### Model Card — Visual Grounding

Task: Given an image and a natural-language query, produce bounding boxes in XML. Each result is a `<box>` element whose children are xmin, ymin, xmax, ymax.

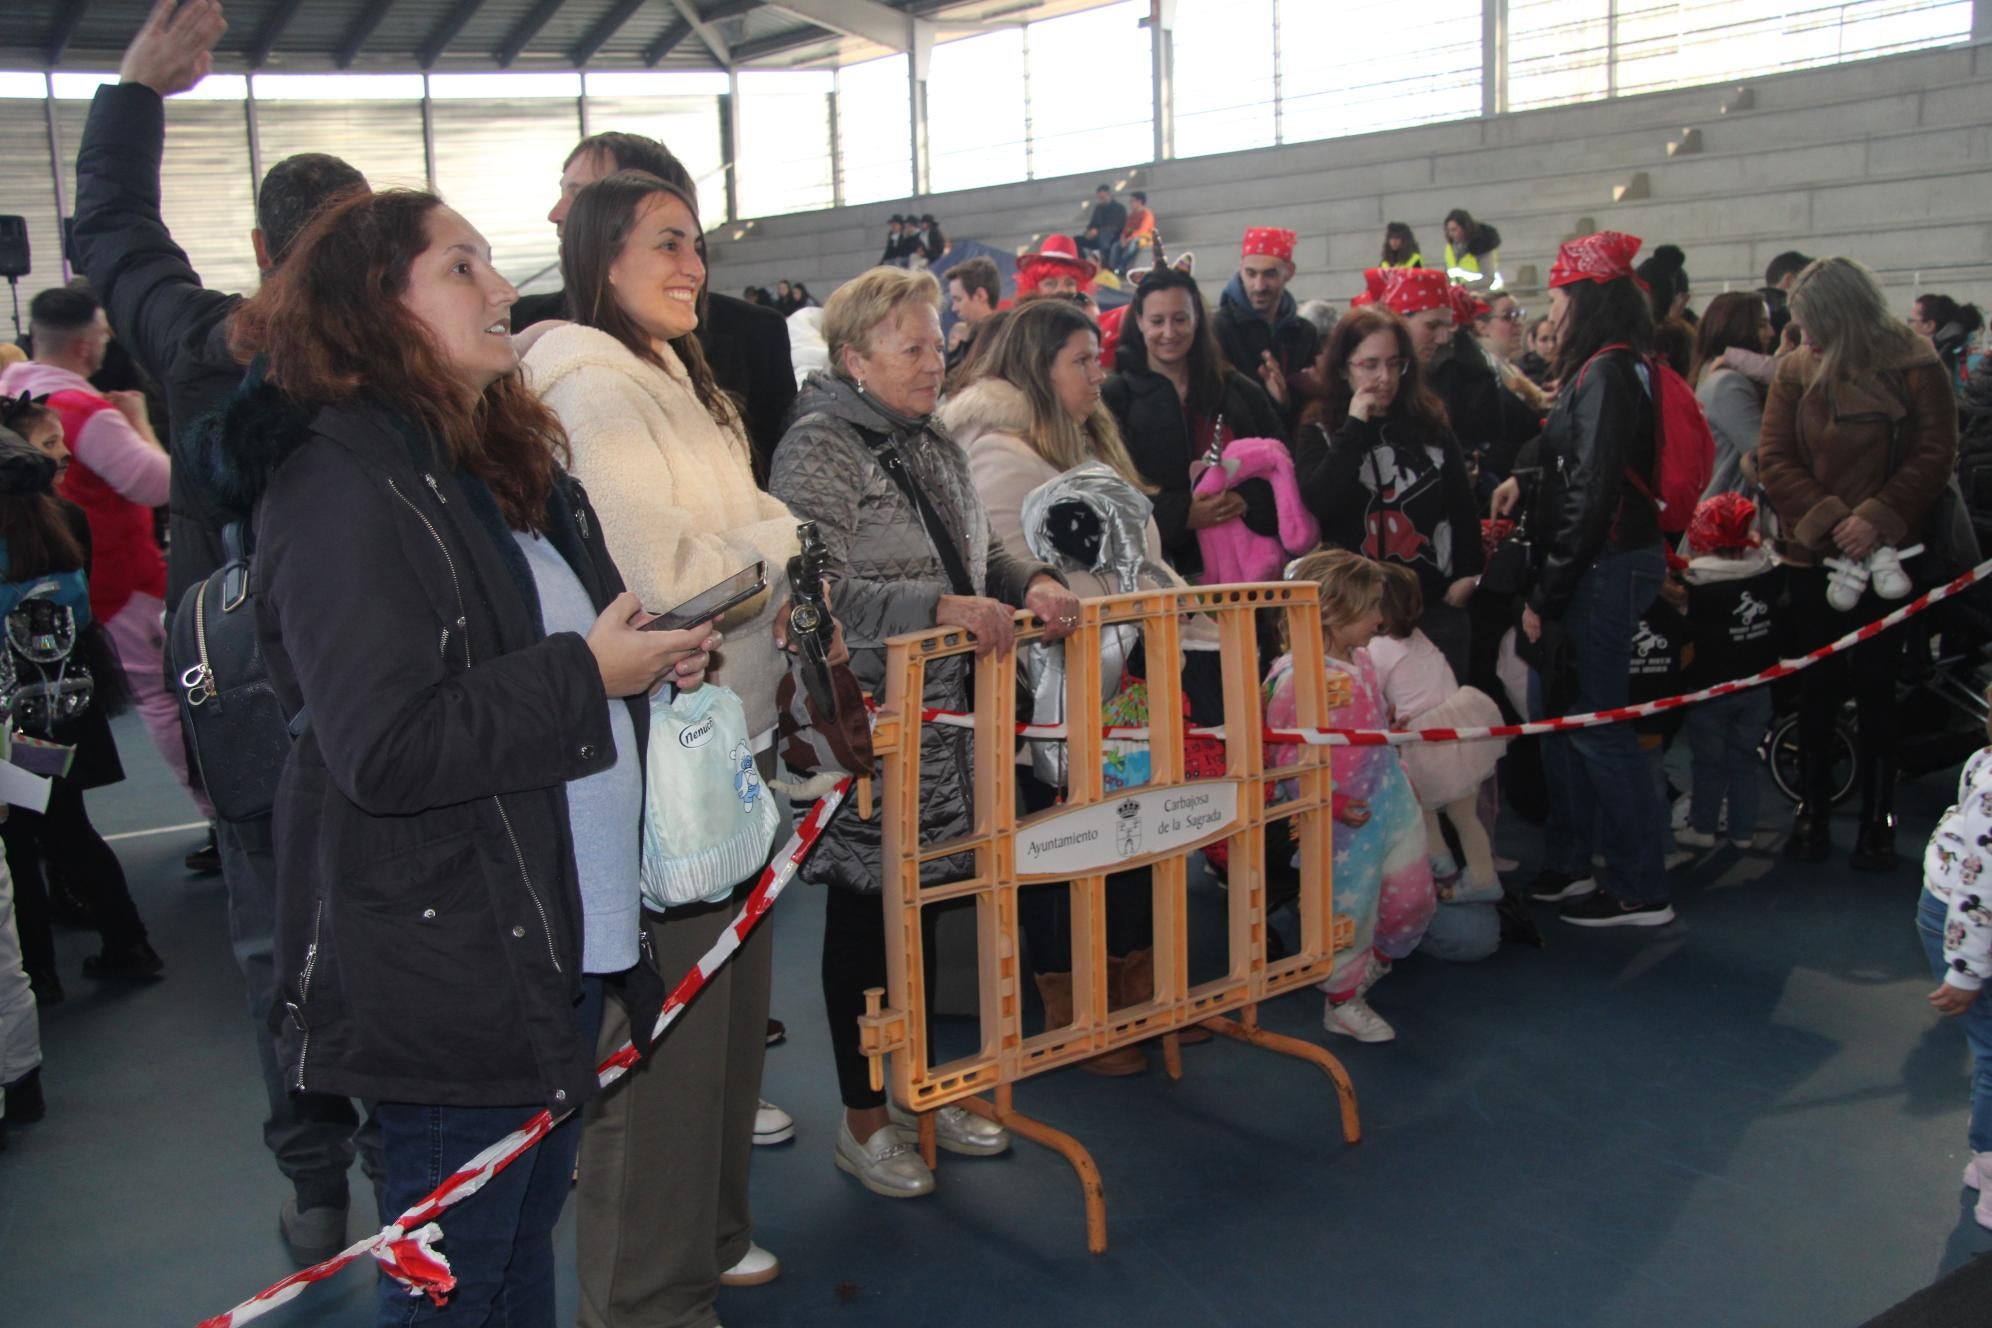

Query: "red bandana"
<box><xmin>1549</xmin><ymin>230</ymin><xmax>1646</xmax><ymax>289</ymax></box>
<box><xmin>1449</xmin><ymin>284</ymin><xmax>1490</xmax><ymax>329</ymax></box>
<box><xmin>1353</xmin><ymin>267</ymin><xmax>1450</xmax><ymax>316</ymax></box>
<box><xmin>1242</xmin><ymin>227</ymin><xmax>1297</xmax><ymax>263</ymax></box>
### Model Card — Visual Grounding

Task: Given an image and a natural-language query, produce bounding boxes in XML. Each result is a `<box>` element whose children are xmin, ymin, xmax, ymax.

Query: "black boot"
<box><xmin>1850</xmin><ymin>753</ymin><xmax>1900</xmax><ymax>872</ymax></box>
<box><xmin>1785</xmin><ymin>744</ymin><xmax>1833</xmax><ymax>862</ymax></box>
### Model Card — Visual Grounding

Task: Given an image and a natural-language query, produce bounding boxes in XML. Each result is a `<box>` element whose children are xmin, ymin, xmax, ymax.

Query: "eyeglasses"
<box><xmin>1348</xmin><ymin>357</ymin><xmax>1409</xmax><ymax>377</ymax></box>
<box><xmin>1496</xmin><ymin>308</ymin><xmax>1526</xmax><ymax>321</ymax></box>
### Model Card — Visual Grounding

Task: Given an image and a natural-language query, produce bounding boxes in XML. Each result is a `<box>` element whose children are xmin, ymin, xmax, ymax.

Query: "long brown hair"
<box><xmin>1300</xmin><ymin>305</ymin><xmax>1450</xmax><ymax>438</ymax></box>
<box><xmin>978</xmin><ymin>298</ymin><xmax>1148</xmax><ymax>487</ymax></box>
<box><xmin>1691</xmin><ymin>291</ymin><xmax>1766</xmax><ymax>384</ymax></box>
<box><xmin>229</xmin><ymin>188</ymin><xmax>564</xmax><ymax>532</ymax></box>
<box><xmin>560</xmin><ymin>170</ymin><xmax>737</xmax><ymax>434</ymax></box>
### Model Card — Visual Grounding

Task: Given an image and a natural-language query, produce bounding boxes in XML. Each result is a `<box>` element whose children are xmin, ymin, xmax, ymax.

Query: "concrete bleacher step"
<box><xmin>707</xmin><ymin>43</ymin><xmax>1992</xmax><ymax>308</ymax></box>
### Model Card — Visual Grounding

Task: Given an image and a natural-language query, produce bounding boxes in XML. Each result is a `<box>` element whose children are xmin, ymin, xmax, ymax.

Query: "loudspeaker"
<box><xmin>0</xmin><ymin>216</ymin><xmax>28</xmax><ymax>280</ymax></box>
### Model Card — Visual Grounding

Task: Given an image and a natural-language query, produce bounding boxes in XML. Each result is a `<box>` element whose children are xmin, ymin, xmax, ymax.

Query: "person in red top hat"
<box><xmin>1216</xmin><ymin>226</ymin><xmax>1317</xmax><ymax>429</ymax></box>
<box><xmin>1016</xmin><ymin>234</ymin><xmax>1098</xmax><ymax>301</ymax></box>
<box><xmin>1493</xmin><ymin>229</ymin><xmax>1671</xmax><ymax>929</ymax></box>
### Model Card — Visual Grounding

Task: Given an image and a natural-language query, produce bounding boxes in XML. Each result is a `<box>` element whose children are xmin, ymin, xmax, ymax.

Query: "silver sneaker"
<box><xmin>834</xmin><ymin>1118</ymin><xmax>935</xmax><ymax>1199</ymax></box>
<box><xmin>888</xmin><ymin>1101</ymin><xmax>1010</xmax><ymax>1156</ymax></box>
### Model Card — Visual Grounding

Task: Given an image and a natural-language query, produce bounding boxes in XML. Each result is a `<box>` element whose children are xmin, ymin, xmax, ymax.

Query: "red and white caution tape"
<box><xmin>909</xmin><ymin>557</ymin><xmax>1992</xmax><ymax>748</ymax></box>
<box><xmin>196</xmin><ymin>779</ymin><xmax>851</xmax><ymax>1328</ymax></box>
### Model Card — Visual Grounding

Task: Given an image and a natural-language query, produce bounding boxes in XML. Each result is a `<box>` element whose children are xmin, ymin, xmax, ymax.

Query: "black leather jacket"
<box><xmin>1525</xmin><ymin>348</ymin><xmax>1660</xmax><ymax>618</ymax></box>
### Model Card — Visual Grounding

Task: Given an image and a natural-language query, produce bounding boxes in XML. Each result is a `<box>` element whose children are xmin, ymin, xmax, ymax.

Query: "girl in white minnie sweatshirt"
<box><xmin>1920</xmin><ymin>719</ymin><xmax>1992</xmax><ymax>1228</ymax></box>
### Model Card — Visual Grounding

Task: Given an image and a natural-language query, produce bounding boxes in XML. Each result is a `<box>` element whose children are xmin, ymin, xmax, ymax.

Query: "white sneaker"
<box><xmin>887</xmin><ymin>1101</ymin><xmax>1010</xmax><ymax>1156</ymax></box>
<box><xmin>1972</xmin><ymin>1152</ymin><xmax>1992</xmax><ymax>1230</ymax></box>
<box><xmin>753</xmin><ymin>1098</ymin><xmax>794</xmax><ymax>1146</ymax></box>
<box><xmin>1675</xmin><ymin>828</ymin><xmax>1718</xmax><ymax>849</ymax></box>
<box><xmin>1869</xmin><ymin>544</ymin><xmax>1919</xmax><ymax>600</ymax></box>
<box><xmin>719</xmin><ymin>1241</ymin><xmax>781</xmax><ymax>1287</ymax></box>
<box><xmin>1322</xmin><ymin>995</ymin><xmax>1396</xmax><ymax>1043</ymax></box>
<box><xmin>1824</xmin><ymin>556</ymin><xmax>1870</xmax><ymax>611</ymax></box>
<box><xmin>834</xmin><ymin>1118</ymin><xmax>934</xmax><ymax>1199</ymax></box>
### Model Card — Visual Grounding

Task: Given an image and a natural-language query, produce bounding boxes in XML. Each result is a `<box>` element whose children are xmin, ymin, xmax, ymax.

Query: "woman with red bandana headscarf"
<box><xmin>1492</xmin><ymin>230</ymin><xmax>1673</xmax><ymax>929</ymax></box>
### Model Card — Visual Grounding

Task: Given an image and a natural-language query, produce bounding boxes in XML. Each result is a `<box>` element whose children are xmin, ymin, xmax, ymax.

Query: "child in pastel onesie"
<box><xmin>1267</xmin><ymin>550</ymin><xmax>1435</xmax><ymax>1044</ymax></box>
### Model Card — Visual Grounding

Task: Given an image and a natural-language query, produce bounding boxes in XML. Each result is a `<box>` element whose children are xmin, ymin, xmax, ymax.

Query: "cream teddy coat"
<box><xmin>526</xmin><ymin>324</ymin><xmax>798</xmax><ymax>740</ymax></box>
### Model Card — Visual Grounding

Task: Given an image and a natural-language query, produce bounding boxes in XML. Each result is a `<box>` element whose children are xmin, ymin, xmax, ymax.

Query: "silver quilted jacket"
<box><xmin>769</xmin><ymin>371</ymin><xmax>1053</xmax><ymax>892</ymax></box>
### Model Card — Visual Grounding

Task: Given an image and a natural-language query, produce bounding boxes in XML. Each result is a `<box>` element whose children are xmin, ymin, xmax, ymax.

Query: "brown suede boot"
<box><xmin>1118</xmin><ymin>947</ymin><xmax>1211</xmax><ymax>1043</ymax></box>
<box><xmin>1033</xmin><ymin>971</ymin><xmax>1073</xmax><ymax>1032</ymax></box>
<box><xmin>1062</xmin><ymin>960</ymin><xmax>1144</xmax><ymax>1076</ymax></box>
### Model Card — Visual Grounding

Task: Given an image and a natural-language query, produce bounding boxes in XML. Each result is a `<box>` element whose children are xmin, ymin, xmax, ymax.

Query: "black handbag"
<box><xmin>169</xmin><ymin>521</ymin><xmax>303</xmax><ymax>822</ymax></box>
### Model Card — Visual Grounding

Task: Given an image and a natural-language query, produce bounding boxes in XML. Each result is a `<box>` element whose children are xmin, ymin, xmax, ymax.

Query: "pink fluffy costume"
<box><xmin>1191</xmin><ymin>437</ymin><xmax>1319</xmax><ymax>584</ymax></box>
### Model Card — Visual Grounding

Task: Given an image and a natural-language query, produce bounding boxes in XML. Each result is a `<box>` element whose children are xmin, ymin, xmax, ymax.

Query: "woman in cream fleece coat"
<box><xmin>527</xmin><ymin>322</ymin><xmax>796</xmax><ymax>740</ymax></box>
<box><xmin>525</xmin><ymin>169</ymin><xmax>796</xmax><ymax>1328</ymax></box>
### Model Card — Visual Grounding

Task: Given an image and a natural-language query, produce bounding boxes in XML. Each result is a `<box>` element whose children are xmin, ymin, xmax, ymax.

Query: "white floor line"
<box><xmin>103</xmin><ymin>820</ymin><xmax>211</xmax><ymax>844</ymax></box>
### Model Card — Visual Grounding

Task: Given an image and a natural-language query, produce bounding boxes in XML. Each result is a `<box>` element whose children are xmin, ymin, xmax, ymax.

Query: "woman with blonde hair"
<box><xmin>1759</xmin><ymin>255</ymin><xmax>1959</xmax><ymax>869</ymax></box>
<box><xmin>769</xmin><ymin>266</ymin><xmax>1080</xmax><ymax>1199</ymax></box>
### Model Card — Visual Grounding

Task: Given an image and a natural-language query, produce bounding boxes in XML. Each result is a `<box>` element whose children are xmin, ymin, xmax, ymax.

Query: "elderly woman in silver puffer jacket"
<box><xmin>768</xmin><ymin>266</ymin><xmax>1079</xmax><ymax>1204</ymax></box>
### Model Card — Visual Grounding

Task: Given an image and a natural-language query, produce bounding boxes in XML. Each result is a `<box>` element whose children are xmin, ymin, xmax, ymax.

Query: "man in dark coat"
<box><xmin>1075</xmin><ymin>184</ymin><xmax>1127</xmax><ymax>266</ymax></box>
<box><xmin>1214</xmin><ymin>227</ymin><xmax>1318</xmax><ymax>432</ymax></box>
<box><xmin>513</xmin><ymin>131</ymin><xmax>797</xmax><ymax>483</ymax></box>
<box><xmin>67</xmin><ymin>0</ymin><xmax>371</xmax><ymax>1267</ymax></box>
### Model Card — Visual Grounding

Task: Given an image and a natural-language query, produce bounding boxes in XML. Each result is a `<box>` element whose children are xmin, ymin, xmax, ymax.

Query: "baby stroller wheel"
<box><xmin>1761</xmin><ymin>711</ymin><xmax>1858</xmax><ymax>807</ymax></box>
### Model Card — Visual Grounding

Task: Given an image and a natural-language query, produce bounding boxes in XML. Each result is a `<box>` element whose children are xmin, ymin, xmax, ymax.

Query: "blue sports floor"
<box><xmin>3</xmin><ymin>712</ymin><xmax>1989</xmax><ymax>1327</ymax></box>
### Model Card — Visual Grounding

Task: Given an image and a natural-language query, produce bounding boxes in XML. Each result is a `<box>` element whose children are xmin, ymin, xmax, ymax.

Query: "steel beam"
<box><xmin>418</xmin><ymin>0</ymin><xmax>489</xmax><ymax>69</ymax></box>
<box><xmin>334</xmin><ymin>0</ymin><xmax>395</xmax><ymax>69</ymax></box>
<box><xmin>495</xmin><ymin>0</ymin><xmax>562</xmax><ymax>67</ymax></box>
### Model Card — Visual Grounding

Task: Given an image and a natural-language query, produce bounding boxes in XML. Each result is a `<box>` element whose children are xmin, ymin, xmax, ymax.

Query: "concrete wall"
<box><xmin>707</xmin><ymin>41</ymin><xmax>1992</xmax><ymax>316</ymax></box>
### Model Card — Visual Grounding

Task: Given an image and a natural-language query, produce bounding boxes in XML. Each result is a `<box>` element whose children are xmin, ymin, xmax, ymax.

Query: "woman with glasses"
<box><xmin>1294</xmin><ymin>304</ymin><xmax>1482</xmax><ymax>679</ymax></box>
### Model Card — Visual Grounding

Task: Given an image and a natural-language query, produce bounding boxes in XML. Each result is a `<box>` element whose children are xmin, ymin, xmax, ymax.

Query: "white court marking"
<box><xmin>103</xmin><ymin>820</ymin><xmax>211</xmax><ymax>843</ymax></box>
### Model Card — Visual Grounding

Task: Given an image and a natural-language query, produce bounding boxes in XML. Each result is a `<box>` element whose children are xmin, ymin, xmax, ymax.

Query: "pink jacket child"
<box><xmin>1190</xmin><ymin>436</ymin><xmax>1319</xmax><ymax>584</ymax></box>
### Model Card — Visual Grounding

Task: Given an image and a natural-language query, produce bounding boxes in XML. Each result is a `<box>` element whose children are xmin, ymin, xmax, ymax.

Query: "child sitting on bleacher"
<box><xmin>1266</xmin><ymin>550</ymin><xmax>1435</xmax><ymax>1044</ymax></box>
<box><xmin>1677</xmin><ymin>494</ymin><xmax>1783</xmax><ymax>850</ymax></box>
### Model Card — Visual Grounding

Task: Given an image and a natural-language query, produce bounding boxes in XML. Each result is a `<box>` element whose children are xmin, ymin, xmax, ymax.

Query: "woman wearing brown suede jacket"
<box><xmin>1757</xmin><ymin>257</ymin><xmax>1958</xmax><ymax>872</ymax></box>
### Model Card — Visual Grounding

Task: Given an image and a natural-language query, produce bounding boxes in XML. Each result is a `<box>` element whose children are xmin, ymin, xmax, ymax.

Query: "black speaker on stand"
<box><xmin>0</xmin><ymin>216</ymin><xmax>29</xmax><ymax>342</ymax></box>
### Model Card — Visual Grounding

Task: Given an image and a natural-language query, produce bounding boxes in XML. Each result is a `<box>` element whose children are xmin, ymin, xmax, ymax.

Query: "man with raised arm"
<box><xmin>70</xmin><ymin>0</ymin><xmax>372</xmax><ymax>1267</ymax></box>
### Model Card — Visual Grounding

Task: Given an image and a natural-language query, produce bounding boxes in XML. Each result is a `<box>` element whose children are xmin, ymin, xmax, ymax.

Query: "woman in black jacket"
<box><xmin>1102</xmin><ymin>267</ymin><xmax>1288</xmax><ymax>579</ymax></box>
<box><xmin>1294</xmin><ymin>305</ymin><xmax>1483</xmax><ymax>676</ymax></box>
<box><xmin>217</xmin><ymin>188</ymin><xmax>711</xmax><ymax>1326</ymax></box>
<box><xmin>1495</xmin><ymin>231</ymin><xmax>1671</xmax><ymax>930</ymax></box>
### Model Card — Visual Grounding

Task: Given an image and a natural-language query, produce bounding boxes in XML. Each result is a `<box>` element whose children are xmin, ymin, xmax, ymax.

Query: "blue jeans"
<box><xmin>372</xmin><ymin>981</ymin><xmax>600</xmax><ymax>1326</ymax></box>
<box><xmin>1684</xmin><ymin>690</ymin><xmax>1773</xmax><ymax>841</ymax></box>
<box><xmin>1531</xmin><ymin>545</ymin><xmax>1670</xmax><ymax>904</ymax></box>
<box><xmin>1918</xmin><ymin>888</ymin><xmax>1992</xmax><ymax>1153</ymax></box>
